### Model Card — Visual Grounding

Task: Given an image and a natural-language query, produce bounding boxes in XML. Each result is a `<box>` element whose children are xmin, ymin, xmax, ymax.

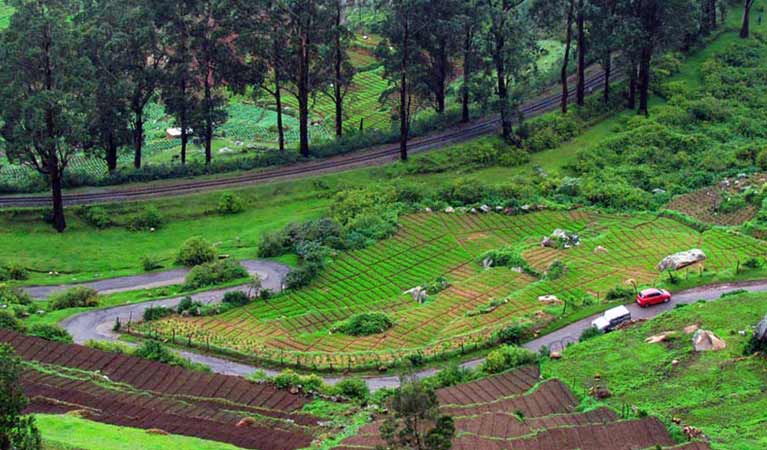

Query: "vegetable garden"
<box><xmin>133</xmin><ymin>209</ymin><xmax>767</xmax><ymax>371</ymax></box>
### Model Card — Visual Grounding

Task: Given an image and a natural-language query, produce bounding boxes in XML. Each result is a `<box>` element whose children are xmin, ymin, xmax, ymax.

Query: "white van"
<box><xmin>592</xmin><ymin>305</ymin><xmax>632</xmax><ymax>332</ymax></box>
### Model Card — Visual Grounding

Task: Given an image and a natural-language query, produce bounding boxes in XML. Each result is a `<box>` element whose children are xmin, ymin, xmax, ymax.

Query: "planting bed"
<box><xmin>135</xmin><ymin>209</ymin><xmax>767</xmax><ymax>370</ymax></box>
<box><xmin>666</xmin><ymin>173</ymin><xmax>767</xmax><ymax>226</ymax></box>
<box><xmin>0</xmin><ymin>330</ymin><xmax>322</xmax><ymax>450</ymax></box>
<box><xmin>332</xmin><ymin>365</ymin><xmax>704</xmax><ymax>450</ymax></box>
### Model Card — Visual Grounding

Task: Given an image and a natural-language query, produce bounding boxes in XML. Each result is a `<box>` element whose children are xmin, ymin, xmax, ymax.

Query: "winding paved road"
<box><xmin>53</xmin><ymin>264</ymin><xmax>767</xmax><ymax>391</ymax></box>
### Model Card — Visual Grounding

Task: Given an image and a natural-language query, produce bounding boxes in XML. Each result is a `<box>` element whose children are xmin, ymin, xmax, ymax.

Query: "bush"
<box><xmin>580</xmin><ymin>326</ymin><xmax>604</xmax><ymax>342</ymax></box>
<box><xmin>217</xmin><ymin>192</ymin><xmax>245</xmax><ymax>215</ymax></box>
<box><xmin>176</xmin><ymin>237</ymin><xmax>217</xmax><ymax>267</ymax></box>
<box><xmin>222</xmin><ymin>291</ymin><xmax>250</xmax><ymax>307</ymax></box>
<box><xmin>481</xmin><ymin>345</ymin><xmax>537</xmax><ymax>374</ymax></box>
<box><xmin>183</xmin><ymin>260</ymin><xmax>248</xmax><ymax>290</ymax></box>
<box><xmin>332</xmin><ymin>312</ymin><xmax>393</xmax><ymax>336</ymax></box>
<box><xmin>48</xmin><ymin>287</ymin><xmax>99</xmax><ymax>310</ymax></box>
<box><xmin>0</xmin><ymin>286</ymin><xmax>32</xmax><ymax>306</ymax></box>
<box><xmin>0</xmin><ymin>311</ymin><xmax>24</xmax><ymax>332</ymax></box>
<box><xmin>77</xmin><ymin>206</ymin><xmax>113</xmax><ymax>229</ymax></box>
<box><xmin>140</xmin><ymin>255</ymin><xmax>163</xmax><ymax>272</ymax></box>
<box><xmin>479</xmin><ymin>247</ymin><xmax>539</xmax><ymax>277</ymax></box>
<box><xmin>143</xmin><ymin>305</ymin><xmax>174</xmax><ymax>321</ymax></box>
<box><xmin>127</xmin><ymin>206</ymin><xmax>164</xmax><ymax>232</ymax></box>
<box><xmin>333</xmin><ymin>378</ymin><xmax>370</xmax><ymax>403</ymax></box>
<box><xmin>494</xmin><ymin>325</ymin><xmax>528</xmax><ymax>345</ymax></box>
<box><xmin>28</xmin><ymin>325</ymin><xmax>73</xmax><ymax>343</ymax></box>
<box><xmin>176</xmin><ymin>297</ymin><xmax>204</xmax><ymax>316</ymax></box>
<box><xmin>273</xmin><ymin>370</ymin><xmax>324</xmax><ymax>393</ymax></box>
<box><xmin>545</xmin><ymin>260</ymin><xmax>567</xmax><ymax>281</ymax></box>
<box><xmin>606</xmin><ymin>287</ymin><xmax>635</xmax><ymax>301</ymax></box>
<box><xmin>285</xmin><ymin>263</ymin><xmax>322</xmax><ymax>289</ymax></box>
<box><xmin>0</xmin><ymin>262</ymin><xmax>28</xmax><ymax>281</ymax></box>
<box><xmin>133</xmin><ymin>340</ymin><xmax>209</xmax><ymax>371</ymax></box>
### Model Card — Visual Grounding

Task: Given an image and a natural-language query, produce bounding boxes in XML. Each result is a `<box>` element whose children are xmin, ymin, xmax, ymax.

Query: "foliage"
<box><xmin>606</xmin><ymin>286</ymin><xmax>635</xmax><ymax>301</ymax></box>
<box><xmin>545</xmin><ymin>260</ymin><xmax>567</xmax><ymax>281</ymax></box>
<box><xmin>579</xmin><ymin>326</ymin><xmax>604</xmax><ymax>342</ymax></box>
<box><xmin>133</xmin><ymin>340</ymin><xmax>210</xmax><ymax>372</ymax></box>
<box><xmin>27</xmin><ymin>325</ymin><xmax>73</xmax><ymax>344</ymax></box>
<box><xmin>48</xmin><ymin>287</ymin><xmax>99</xmax><ymax>310</ymax></box>
<box><xmin>0</xmin><ymin>344</ymin><xmax>42</xmax><ymax>450</ymax></box>
<box><xmin>140</xmin><ymin>255</ymin><xmax>163</xmax><ymax>272</ymax></box>
<box><xmin>183</xmin><ymin>260</ymin><xmax>248</xmax><ymax>290</ymax></box>
<box><xmin>273</xmin><ymin>369</ymin><xmax>324</xmax><ymax>393</ymax></box>
<box><xmin>481</xmin><ymin>345</ymin><xmax>538</xmax><ymax>374</ymax></box>
<box><xmin>0</xmin><ymin>262</ymin><xmax>28</xmax><ymax>281</ymax></box>
<box><xmin>379</xmin><ymin>377</ymin><xmax>455</xmax><ymax>450</ymax></box>
<box><xmin>127</xmin><ymin>207</ymin><xmax>164</xmax><ymax>232</ymax></box>
<box><xmin>0</xmin><ymin>286</ymin><xmax>32</xmax><ymax>306</ymax></box>
<box><xmin>217</xmin><ymin>192</ymin><xmax>245</xmax><ymax>215</ymax></box>
<box><xmin>331</xmin><ymin>312</ymin><xmax>393</xmax><ymax>336</ymax></box>
<box><xmin>0</xmin><ymin>311</ymin><xmax>24</xmax><ymax>332</ymax></box>
<box><xmin>222</xmin><ymin>291</ymin><xmax>250</xmax><ymax>307</ymax></box>
<box><xmin>176</xmin><ymin>237</ymin><xmax>217</xmax><ymax>267</ymax></box>
<box><xmin>143</xmin><ymin>306</ymin><xmax>174</xmax><ymax>322</ymax></box>
<box><xmin>332</xmin><ymin>378</ymin><xmax>370</xmax><ymax>404</ymax></box>
<box><xmin>479</xmin><ymin>247</ymin><xmax>539</xmax><ymax>277</ymax></box>
<box><xmin>76</xmin><ymin>206</ymin><xmax>113</xmax><ymax>229</ymax></box>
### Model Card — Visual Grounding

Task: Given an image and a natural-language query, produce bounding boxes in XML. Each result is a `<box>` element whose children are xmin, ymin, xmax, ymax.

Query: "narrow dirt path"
<box><xmin>58</xmin><ymin>273</ymin><xmax>767</xmax><ymax>391</ymax></box>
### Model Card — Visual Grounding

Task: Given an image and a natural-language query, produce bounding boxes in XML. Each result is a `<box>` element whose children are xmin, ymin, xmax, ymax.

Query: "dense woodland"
<box><xmin>0</xmin><ymin>0</ymin><xmax>758</xmax><ymax>231</ymax></box>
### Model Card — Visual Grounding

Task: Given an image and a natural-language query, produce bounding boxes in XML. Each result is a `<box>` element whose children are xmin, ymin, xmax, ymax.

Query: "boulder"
<box><xmin>538</xmin><ymin>295</ymin><xmax>563</xmax><ymax>305</ymax></box>
<box><xmin>480</xmin><ymin>205</ymin><xmax>492</xmax><ymax>213</ymax></box>
<box><xmin>683</xmin><ymin>324</ymin><xmax>700</xmax><ymax>335</ymax></box>
<box><xmin>755</xmin><ymin>314</ymin><xmax>767</xmax><ymax>342</ymax></box>
<box><xmin>692</xmin><ymin>329</ymin><xmax>726</xmax><ymax>352</ymax></box>
<box><xmin>657</xmin><ymin>249</ymin><xmax>707</xmax><ymax>272</ymax></box>
<box><xmin>593</xmin><ymin>246</ymin><xmax>608</xmax><ymax>254</ymax></box>
<box><xmin>542</xmin><ymin>229</ymin><xmax>580</xmax><ymax>249</ymax></box>
<box><xmin>482</xmin><ymin>258</ymin><xmax>494</xmax><ymax>270</ymax></box>
<box><xmin>445</xmin><ymin>207</ymin><xmax>455</xmax><ymax>213</ymax></box>
<box><xmin>404</xmin><ymin>286</ymin><xmax>428</xmax><ymax>303</ymax></box>
<box><xmin>549</xmin><ymin>351</ymin><xmax>562</xmax><ymax>360</ymax></box>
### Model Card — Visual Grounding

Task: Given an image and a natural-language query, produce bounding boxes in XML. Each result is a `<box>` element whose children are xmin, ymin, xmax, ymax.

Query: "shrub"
<box><xmin>481</xmin><ymin>345</ymin><xmax>537</xmax><ymax>374</ymax></box>
<box><xmin>332</xmin><ymin>312</ymin><xmax>393</xmax><ymax>336</ymax></box>
<box><xmin>176</xmin><ymin>237</ymin><xmax>216</xmax><ymax>267</ymax></box>
<box><xmin>140</xmin><ymin>255</ymin><xmax>163</xmax><ymax>272</ymax></box>
<box><xmin>0</xmin><ymin>262</ymin><xmax>28</xmax><ymax>281</ymax></box>
<box><xmin>0</xmin><ymin>286</ymin><xmax>32</xmax><ymax>306</ymax></box>
<box><xmin>222</xmin><ymin>291</ymin><xmax>250</xmax><ymax>307</ymax></box>
<box><xmin>48</xmin><ymin>287</ymin><xmax>99</xmax><ymax>310</ymax></box>
<box><xmin>545</xmin><ymin>260</ymin><xmax>567</xmax><ymax>281</ymax></box>
<box><xmin>133</xmin><ymin>340</ymin><xmax>209</xmax><ymax>371</ymax></box>
<box><xmin>143</xmin><ymin>305</ymin><xmax>174</xmax><ymax>321</ymax></box>
<box><xmin>28</xmin><ymin>325</ymin><xmax>73</xmax><ymax>343</ymax></box>
<box><xmin>77</xmin><ymin>206</ymin><xmax>113</xmax><ymax>228</ymax></box>
<box><xmin>606</xmin><ymin>287</ymin><xmax>635</xmax><ymax>301</ymax></box>
<box><xmin>478</xmin><ymin>247</ymin><xmax>539</xmax><ymax>277</ymax></box>
<box><xmin>0</xmin><ymin>311</ymin><xmax>24</xmax><ymax>332</ymax></box>
<box><xmin>494</xmin><ymin>325</ymin><xmax>528</xmax><ymax>345</ymax></box>
<box><xmin>273</xmin><ymin>370</ymin><xmax>324</xmax><ymax>393</ymax></box>
<box><xmin>580</xmin><ymin>326</ymin><xmax>604</xmax><ymax>342</ymax></box>
<box><xmin>285</xmin><ymin>263</ymin><xmax>322</xmax><ymax>289</ymax></box>
<box><xmin>334</xmin><ymin>378</ymin><xmax>370</xmax><ymax>403</ymax></box>
<box><xmin>176</xmin><ymin>297</ymin><xmax>204</xmax><ymax>316</ymax></box>
<box><xmin>743</xmin><ymin>257</ymin><xmax>764</xmax><ymax>270</ymax></box>
<box><xmin>183</xmin><ymin>260</ymin><xmax>248</xmax><ymax>290</ymax></box>
<box><xmin>127</xmin><ymin>206</ymin><xmax>164</xmax><ymax>232</ymax></box>
<box><xmin>757</xmin><ymin>148</ymin><xmax>767</xmax><ymax>171</ymax></box>
<box><xmin>217</xmin><ymin>192</ymin><xmax>245</xmax><ymax>215</ymax></box>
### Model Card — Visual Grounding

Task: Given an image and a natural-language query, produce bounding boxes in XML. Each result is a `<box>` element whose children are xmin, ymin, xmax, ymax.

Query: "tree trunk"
<box><xmin>274</xmin><ymin>76</ymin><xmax>285</xmax><ymax>152</ymax></box>
<box><xmin>638</xmin><ymin>47</ymin><xmax>652</xmax><ymax>116</ymax></box>
<box><xmin>461</xmin><ymin>24</ymin><xmax>472</xmax><ymax>123</ymax></box>
<box><xmin>436</xmin><ymin>40</ymin><xmax>447</xmax><ymax>114</ymax></box>
<box><xmin>627</xmin><ymin>62</ymin><xmax>637</xmax><ymax>110</ymax></box>
<box><xmin>204</xmin><ymin>77</ymin><xmax>212</xmax><ymax>165</ymax></box>
<box><xmin>49</xmin><ymin>159</ymin><xmax>66</xmax><ymax>233</ymax></box>
<box><xmin>561</xmin><ymin>0</ymin><xmax>575</xmax><ymax>113</ymax></box>
<box><xmin>133</xmin><ymin>109</ymin><xmax>143</xmax><ymax>169</ymax></box>
<box><xmin>334</xmin><ymin>2</ymin><xmax>344</xmax><ymax>138</ymax></box>
<box><xmin>106</xmin><ymin>133</ymin><xmax>118</xmax><ymax>173</ymax></box>
<box><xmin>741</xmin><ymin>0</ymin><xmax>754</xmax><ymax>38</ymax></box>
<box><xmin>181</xmin><ymin>127</ymin><xmax>188</xmax><ymax>165</ymax></box>
<box><xmin>298</xmin><ymin>32</ymin><xmax>310</xmax><ymax>158</ymax></box>
<box><xmin>603</xmin><ymin>54</ymin><xmax>611</xmax><ymax>103</ymax></box>
<box><xmin>576</xmin><ymin>0</ymin><xmax>586</xmax><ymax>107</ymax></box>
<box><xmin>399</xmin><ymin>17</ymin><xmax>409</xmax><ymax>161</ymax></box>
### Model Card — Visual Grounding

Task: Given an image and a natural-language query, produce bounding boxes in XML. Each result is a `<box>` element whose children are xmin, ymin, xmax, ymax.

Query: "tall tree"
<box><xmin>575</xmin><ymin>0</ymin><xmax>587</xmax><ymax>106</ymax></box>
<box><xmin>457</xmin><ymin>0</ymin><xmax>486</xmax><ymax>122</ymax></box>
<box><xmin>188</xmin><ymin>0</ymin><xmax>235</xmax><ymax>165</ymax></box>
<box><xmin>590</xmin><ymin>0</ymin><xmax>619</xmax><ymax>103</ymax></box>
<box><xmin>377</xmin><ymin>0</ymin><xmax>426</xmax><ymax>161</ymax></box>
<box><xmin>530</xmin><ymin>0</ymin><xmax>576</xmax><ymax>112</ymax></box>
<box><xmin>79</xmin><ymin>0</ymin><xmax>134</xmax><ymax>173</ymax></box>
<box><xmin>414</xmin><ymin>0</ymin><xmax>461</xmax><ymax>114</ymax></box>
<box><xmin>0</xmin><ymin>0</ymin><xmax>94</xmax><ymax>232</ymax></box>
<box><xmin>741</xmin><ymin>0</ymin><xmax>758</xmax><ymax>38</ymax></box>
<box><xmin>0</xmin><ymin>344</ymin><xmax>42</xmax><ymax>450</ymax></box>
<box><xmin>379</xmin><ymin>377</ymin><xmax>455</xmax><ymax>450</ymax></box>
<box><xmin>281</xmin><ymin>0</ymin><xmax>333</xmax><ymax>158</ymax></box>
<box><xmin>157</xmin><ymin>0</ymin><xmax>198</xmax><ymax>165</ymax></box>
<box><xmin>323</xmin><ymin>0</ymin><xmax>356</xmax><ymax>138</ymax></box>
<box><xmin>482</xmin><ymin>0</ymin><xmax>538</xmax><ymax>143</ymax></box>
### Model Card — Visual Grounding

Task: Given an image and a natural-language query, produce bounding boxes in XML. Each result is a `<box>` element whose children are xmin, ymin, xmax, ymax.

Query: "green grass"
<box><xmin>542</xmin><ymin>291</ymin><xmax>767</xmax><ymax>450</ymax></box>
<box><xmin>35</xmin><ymin>414</ymin><xmax>241</xmax><ymax>450</ymax></box>
<box><xmin>135</xmin><ymin>209</ymin><xmax>767</xmax><ymax>371</ymax></box>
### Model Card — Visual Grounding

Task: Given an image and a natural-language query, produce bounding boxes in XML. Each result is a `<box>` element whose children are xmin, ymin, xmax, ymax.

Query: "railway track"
<box><xmin>0</xmin><ymin>70</ymin><xmax>613</xmax><ymax>208</ymax></box>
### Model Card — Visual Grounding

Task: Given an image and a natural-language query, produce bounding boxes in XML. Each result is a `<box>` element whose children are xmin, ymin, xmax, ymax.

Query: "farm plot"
<box><xmin>135</xmin><ymin>209</ymin><xmax>767</xmax><ymax>370</ymax></box>
<box><xmin>0</xmin><ymin>330</ymin><xmax>322</xmax><ymax>450</ymax></box>
<box><xmin>666</xmin><ymin>173</ymin><xmax>767</xmax><ymax>226</ymax></box>
<box><xmin>332</xmin><ymin>365</ymin><xmax>699</xmax><ymax>450</ymax></box>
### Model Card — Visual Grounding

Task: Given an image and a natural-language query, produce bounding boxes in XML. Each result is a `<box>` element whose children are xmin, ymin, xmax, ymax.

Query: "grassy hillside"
<box><xmin>542</xmin><ymin>291</ymin><xmax>767</xmax><ymax>450</ymax></box>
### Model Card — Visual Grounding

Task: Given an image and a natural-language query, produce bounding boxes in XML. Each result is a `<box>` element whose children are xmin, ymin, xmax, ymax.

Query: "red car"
<box><xmin>636</xmin><ymin>288</ymin><xmax>672</xmax><ymax>307</ymax></box>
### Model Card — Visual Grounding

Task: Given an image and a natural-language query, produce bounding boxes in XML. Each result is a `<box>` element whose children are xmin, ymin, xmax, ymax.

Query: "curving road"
<box><xmin>56</xmin><ymin>265</ymin><xmax>767</xmax><ymax>391</ymax></box>
<box><xmin>0</xmin><ymin>67</ymin><xmax>613</xmax><ymax>208</ymax></box>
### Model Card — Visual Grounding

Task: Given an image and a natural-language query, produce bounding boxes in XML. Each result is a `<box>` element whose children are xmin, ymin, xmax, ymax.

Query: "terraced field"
<box><xmin>666</xmin><ymin>174</ymin><xmax>766</xmax><ymax>226</ymax></box>
<box><xmin>333</xmin><ymin>365</ymin><xmax>708</xmax><ymax>450</ymax></box>
<box><xmin>135</xmin><ymin>209</ymin><xmax>767</xmax><ymax>370</ymax></box>
<box><xmin>0</xmin><ymin>330</ymin><xmax>322</xmax><ymax>450</ymax></box>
